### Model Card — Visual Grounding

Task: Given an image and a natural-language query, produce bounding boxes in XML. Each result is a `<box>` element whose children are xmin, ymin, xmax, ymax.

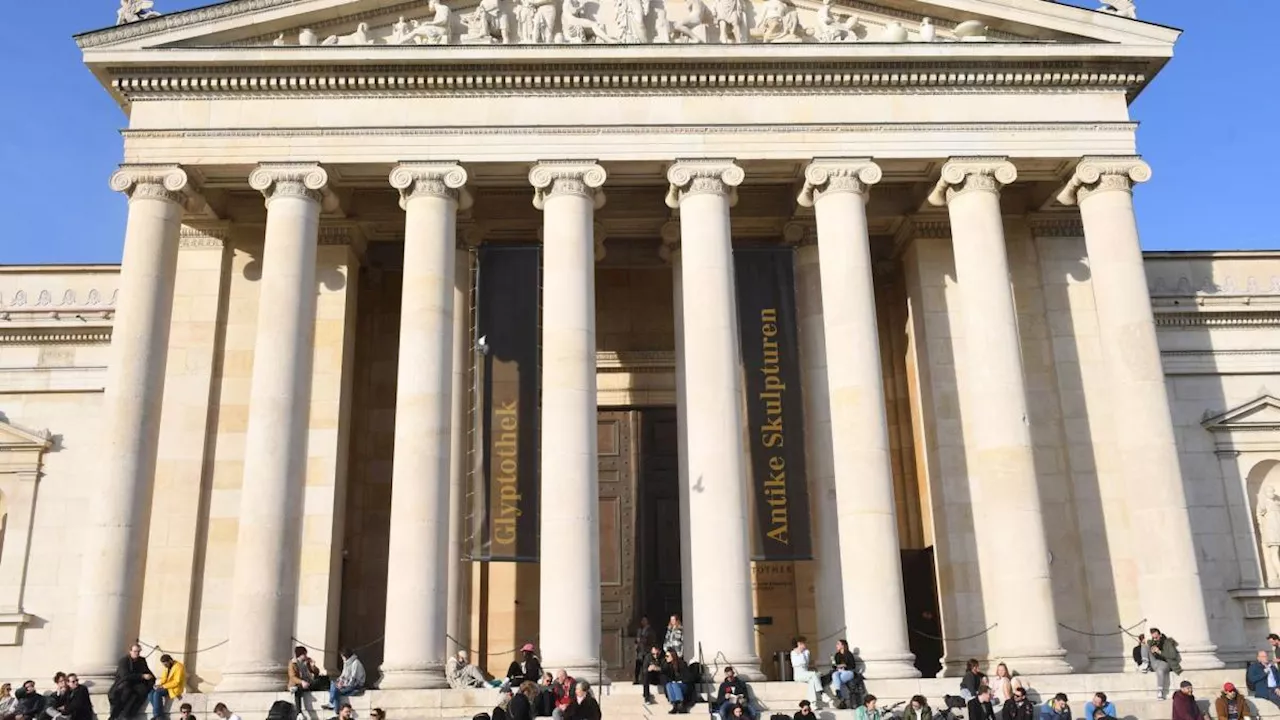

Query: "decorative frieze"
<box><xmin>1028</xmin><ymin>215</ymin><xmax>1085</xmax><ymax>238</ymax></box>
<box><xmin>927</xmin><ymin>157</ymin><xmax>1017</xmax><ymax>206</ymax></box>
<box><xmin>179</xmin><ymin>224</ymin><xmax>231</xmax><ymax>249</ymax></box>
<box><xmin>1057</xmin><ymin>155</ymin><xmax>1152</xmax><ymax>205</ymax></box>
<box><xmin>665</xmin><ymin>159</ymin><xmax>744</xmax><ymax>207</ymax></box>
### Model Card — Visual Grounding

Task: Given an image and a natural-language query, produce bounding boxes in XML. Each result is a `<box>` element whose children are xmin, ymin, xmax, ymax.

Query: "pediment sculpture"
<box><xmin>272</xmin><ymin>0</ymin><xmax>999</xmax><ymax>46</ymax></box>
<box><xmin>116</xmin><ymin>0</ymin><xmax>161</xmax><ymax>25</ymax></box>
<box><xmin>1099</xmin><ymin>0</ymin><xmax>1137</xmax><ymax>20</ymax></box>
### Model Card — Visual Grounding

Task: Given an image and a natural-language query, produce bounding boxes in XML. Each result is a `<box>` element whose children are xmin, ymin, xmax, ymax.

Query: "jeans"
<box><xmin>148</xmin><ymin>689</ymin><xmax>169</xmax><ymax>719</ymax></box>
<box><xmin>329</xmin><ymin>683</ymin><xmax>362</xmax><ymax>709</ymax></box>
<box><xmin>666</xmin><ymin>682</ymin><xmax>685</xmax><ymax>704</ymax></box>
<box><xmin>643</xmin><ymin>670</ymin><xmax>661</xmax><ymax>700</ymax></box>
<box><xmin>831</xmin><ymin>669</ymin><xmax>855</xmax><ymax>702</ymax></box>
<box><xmin>1254</xmin><ymin>690</ymin><xmax>1280</xmax><ymax>710</ymax></box>
<box><xmin>1152</xmin><ymin>658</ymin><xmax>1171</xmax><ymax>698</ymax></box>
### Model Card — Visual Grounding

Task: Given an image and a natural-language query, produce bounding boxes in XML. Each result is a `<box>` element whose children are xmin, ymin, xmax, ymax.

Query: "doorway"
<box><xmin>596</xmin><ymin>407</ymin><xmax>683</xmax><ymax>680</ymax></box>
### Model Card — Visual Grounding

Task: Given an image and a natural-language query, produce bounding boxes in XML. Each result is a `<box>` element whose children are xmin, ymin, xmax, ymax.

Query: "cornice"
<box><xmin>1153</xmin><ymin>312</ymin><xmax>1280</xmax><ymax>329</ymax></box>
<box><xmin>121</xmin><ymin>121</ymin><xmax>1137</xmax><ymax>140</ymax></box>
<box><xmin>0</xmin><ymin>328</ymin><xmax>113</xmax><ymax>345</ymax></box>
<box><xmin>107</xmin><ymin>61</ymin><xmax>1148</xmax><ymax>100</ymax></box>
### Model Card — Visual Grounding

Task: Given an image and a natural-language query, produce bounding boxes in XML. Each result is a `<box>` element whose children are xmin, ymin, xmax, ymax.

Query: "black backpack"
<box><xmin>266</xmin><ymin>701</ymin><xmax>296</xmax><ymax>720</ymax></box>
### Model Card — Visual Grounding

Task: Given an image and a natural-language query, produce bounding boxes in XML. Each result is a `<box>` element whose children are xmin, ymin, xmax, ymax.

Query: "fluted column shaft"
<box><xmin>789</xmin><ymin>227</ymin><xmax>843</xmax><ymax>655</ymax></box>
<box><xmin>666</xmin><ymin>160</ymin><xmax>761</xmax><ymax>679</ymax></box>
<box><xmin>446</xmin><ymin>229</ymin><xmax>474</xmax><ymax>657</ymax></box>
<box><xmin>379</xmin><ymin>164</ymin><xmax>472</xmax><ymax>688</ymax></box>
<box><xmin>928</xmin><ymin>158</ymin><xmax>1069</xmax><ymax>673</ymax></box>
<box><xmin>221</xmin><ymin>164</ymin><xmax>331</xmax><ymax>691</ymax></box>
<box><xmin>74</xmin><ymin>166</ymin><xmax>198</xmax><ymax>680</ymax></box>
<box><xmin>799</xmin><ymin>160</ymin><xmax>919</xmax><ymax>678</ymax></box>
<box><xmin>1059</xmin><ymin>157</ymin><xmax>1222</xmax><ymax>668</ymax></box>
<box><xmin>531</xmin><ymin>161</ymin><xmax>607</xmax><ymax>681</ymax></box>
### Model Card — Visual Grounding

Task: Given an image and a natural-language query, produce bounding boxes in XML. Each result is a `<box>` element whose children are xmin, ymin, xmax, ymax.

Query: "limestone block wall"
<box><xmin>0</xmin><ymin>267</ymin><xmax>117</xmax><ymax>677</ymax></box>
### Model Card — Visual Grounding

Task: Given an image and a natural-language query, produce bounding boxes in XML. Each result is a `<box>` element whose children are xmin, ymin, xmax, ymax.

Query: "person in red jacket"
<box><xmin>1172</xmin><ymin>681</ymin><xmax>1210</xmax><ymax>720</ymax></box>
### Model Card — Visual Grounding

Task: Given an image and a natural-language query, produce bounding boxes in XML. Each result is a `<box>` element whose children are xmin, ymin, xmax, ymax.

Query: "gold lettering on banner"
<box><xmin>759</xmin><ymin>307</ymin><xmax>789</xmax><ymax>546</ymax></box>
<box><xmin>492</xmin><ymin>397</ymin><xmax>521</xmax><ymax>552</ymax></box>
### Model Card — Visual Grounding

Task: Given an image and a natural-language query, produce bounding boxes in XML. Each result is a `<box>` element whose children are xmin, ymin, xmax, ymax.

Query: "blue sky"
<box><xmin>0</xmin><ymin>0</ymin><xmax>1274</xmax><ymax>265</ymax></box>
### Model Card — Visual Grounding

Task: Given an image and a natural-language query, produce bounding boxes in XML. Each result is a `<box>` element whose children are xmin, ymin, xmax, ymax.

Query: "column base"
<box><xmin>546</xmin><ymin>660</ymin><xmax>612</xmax><ymax>686</ymax></box>
<box><xmin>76</xmin><ymin>664</ymin><xmax>119</xmax><ymax>690</ymax></box>
<box><xmin>379</xmin><ymin>663</ymin><xmax>449</xmax><ymax>690</ymax></box>
<box><xmin>218</xmin><ymin>662</ymin><xmax>289</xmax><ymax>692</ymax></box>
<box><xmin>862</xmin><ymin>653</ymin><xmax>922</xmax><ymax>680</ymax></box>
<box><xmin>995</xmin><ymin>649</ymin><xmax>1073</xmax><ymax>676</ymax></box>
<box><xmin>1178</xmin><ymin>644</ymin><xmax>1226</xmax><ymax>670</ymax></box>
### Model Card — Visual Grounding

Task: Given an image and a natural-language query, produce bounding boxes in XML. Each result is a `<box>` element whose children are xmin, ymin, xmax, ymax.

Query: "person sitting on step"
<box><xmin>642</xmin><ymin>646</ymin><xmax>663</xmax><ymax>705</ymax></box>
<box><xmin>829</xmin><ymin>640</ymin><xmax>860</xmax><ymax>709</ymax></box>
<box><xmin>448</xmin><ymin>651</ymin><xmax>494</xmax><ymax>689</ymax></box>
<box><xmin>714</xmin><ymin>667</ymin><xmax>753</xmax><ymax>720</ymax></box>
<box><xmin>790</xmin><ymin>638</ymin><xmax>822</xmax><ymax>706</ymax></box>
<box><xmin>661</xmin><ymin>650</ymin><xmax>690</xmax><ymax>715</ymax></box>
<box><xmin>323</xmin><ymin>648</ymin><xmax>365</xmax><ymax>711</ymax></box>
<box><xmin>503</xmin><ymin>645</ymin><xmax>542</xmax><ymax>691</ymax></box>
<box><xmin>549</xmin><ymin>670</ymin><xmax>576</xmax><ymax>720</ymax></box>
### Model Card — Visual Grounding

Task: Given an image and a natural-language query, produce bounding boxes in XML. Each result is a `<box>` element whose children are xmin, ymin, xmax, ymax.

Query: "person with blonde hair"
<box><xmin>991</xmin><ymin>663</ymin><xmax>1024</xmax><ymax>705</ymax></box>
<box><xmin>1</xmin><ymin>683</ymin><xmax>17</xmax><ymax>720</ymax></box>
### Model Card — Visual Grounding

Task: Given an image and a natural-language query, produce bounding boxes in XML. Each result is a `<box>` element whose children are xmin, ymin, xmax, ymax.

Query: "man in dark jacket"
<box><xmin>715</xmin><ymin>667</ymin><xmax>753</xmax><ymax>720</ymax></box>
<box><xmin>509</xmin><ymin>682</ymin><xmax>537</xmax><ymax>720</ymax></box>
<box><xmin>1002</xmin><ymin>688</ymin><xmax>1036</xmax><ymax>720</ymax></box>
<box><xmin>45</xmin><ymin>674</ymin><xmax>70</xmax><ymax>720</ymax></box>
<box><xmin>1150</xmin><ymin>628</ymin><xmax>1182</xmax><ymax>701</ymax></box>
<box><xmin>1247</xmin><ymin>650</ymin><xmax>1280</xmax><ymax>709</ymax></box>
<box><xmin>967</xmin><ymin>688</ymin><xmax>996</xmax><ymax>720</ymax></box>
<box><xmin>107</xmin><ymin>644</ymin><xmax>154</xmax><ymax>720</ymax></box>
<box><xmin>13</xmin><ymin>680</ymin><xmax>44</xmax><ymax>720</ymax></box>
<box><xmin>64</xmin><ymin>675</ymin><xmax>93</xmax><ymax>720</ymax></box>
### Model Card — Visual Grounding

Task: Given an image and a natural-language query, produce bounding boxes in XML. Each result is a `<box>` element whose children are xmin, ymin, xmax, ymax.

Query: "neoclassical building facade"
<box><xmin>1</xmin><ymin>0</ymin><xmax>1280</xmax><ymax>701</ymax></box>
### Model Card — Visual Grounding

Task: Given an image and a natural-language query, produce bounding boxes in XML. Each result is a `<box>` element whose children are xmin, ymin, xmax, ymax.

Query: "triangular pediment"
<box><xmin>1203</xmin><ymin>395</ymin><xmax>1280</xmax><ymax>433</ymax></box>
<box><xmin>78</xmin><ymin>0</ymin><xmax>1179</xmax><ymax>51</ymax></box>
<box><xmin>0</xmin><ymin>415</ymin><xmax>53</xmax><ymax>453</ymax></box>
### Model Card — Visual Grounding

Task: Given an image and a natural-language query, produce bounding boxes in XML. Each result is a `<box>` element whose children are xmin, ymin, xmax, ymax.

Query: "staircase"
<box><xmin>120</xmin><ymin>669</ymin><xmax>1280</xmax><ymax>720</ymax></box>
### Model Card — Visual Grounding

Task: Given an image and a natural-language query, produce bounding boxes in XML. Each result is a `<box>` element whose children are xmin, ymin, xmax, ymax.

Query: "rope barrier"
<box><xmin>446</xmin><ymin>634</ymin><xmax>540</xmax><ymax>659</ymax></box>
<box><xmin>290</xmin><ymin>634</ymin><xmax>386</xmax><ymax>658</ymax></box>
<box><xmin>909</xmin><ymin>623</ymin><xmax>997</xmax><ymax>643</ymax></box>
<box><xmin>1056</xmin><ymin>618</ymin><xmax>1148</xmax><ymax>639</ymax></box>
<box><xmin>136</xmin><ymin>638</ymin><xmax>230</xmax><ymax>659</ymax></box>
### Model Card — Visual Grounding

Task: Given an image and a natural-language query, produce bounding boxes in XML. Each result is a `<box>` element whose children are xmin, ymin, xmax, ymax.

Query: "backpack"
<box><xmin>944</xmin><ymin>695</ymin><xmax>966</xmax><ymax>710</ymax></box>
<box><xmin>266</xmin><ymin>701</ymin><xmax>296</xmax><ymax>720</ymax></box>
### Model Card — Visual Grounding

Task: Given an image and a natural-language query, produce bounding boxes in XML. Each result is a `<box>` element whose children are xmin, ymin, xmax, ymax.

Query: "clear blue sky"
<box><xmin>0</xmin><ymin>0</ymin><xmax>1274</xmax><ymax>264</ymax></box>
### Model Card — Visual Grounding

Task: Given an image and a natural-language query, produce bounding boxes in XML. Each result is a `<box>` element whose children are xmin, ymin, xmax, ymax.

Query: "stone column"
<box><xmin>446</xmin><ymin>227</ymin><xmax>475</xmax><ymax>657</ymax></box>
<box><xmin>661</xmin><ymin>221</ymin><xmax>696</xmax><ymax>652</ymax></box>
<box><xmin>73</xmin><ymin>165</ymin><xmax>200</xmax><ymax>680</ymax></box>
<box><xmin>530</xmin><ymin>161</ymin><xmax>607</xmax><ymax>682</ymax></box>
<box><xmin>379</xmin><ymin>163</ymin><xmax>472</xmax><ymax>688</ymax></box>
<box><xmin>220</xmin><ymin>163</ymin><xmax>334</xmax><ymax>692</ymax></box>
<box><xmin>1058</xmin><ymin>157</ymin><xmax>1222</xmax><ymax>668</ymax></box>
<box><xmin>927</xmin><ymin>158</ymin><xmax>1070</xmax><ymax>674</ymax></box>
<box><xmin>798</xmin><ymin>160</ymin><xmax>919</xmax><ymax>678</ymax></box>
<box><xmin>786</xmin><ymin>221</ymin><xmax>844</xmax><ymax>654</ymax></box>
<box><xmin>665</xmin><ymin>159</ymin><xmax>762</xmax><ymax>679</ymax></box>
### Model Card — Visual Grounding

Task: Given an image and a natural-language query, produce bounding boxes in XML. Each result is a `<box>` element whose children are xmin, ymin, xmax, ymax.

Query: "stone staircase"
<box><xmin>110</xmin><ymin>669</ymin><xmax>1280</xmax><ymax>720</ymax></box>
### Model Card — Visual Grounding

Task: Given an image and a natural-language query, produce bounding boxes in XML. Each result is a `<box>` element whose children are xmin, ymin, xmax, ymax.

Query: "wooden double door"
<box><xmin>597</xmin><ymin>408</ymin><xmax>682</xmax><ymax>679</ymax></box>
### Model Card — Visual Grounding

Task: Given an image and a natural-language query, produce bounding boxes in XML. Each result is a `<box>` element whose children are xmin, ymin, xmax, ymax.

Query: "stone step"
<box><xmin>101</xmin><ymin>672</ymin><xmax>1279</xmax><ymax>720</ymax></box>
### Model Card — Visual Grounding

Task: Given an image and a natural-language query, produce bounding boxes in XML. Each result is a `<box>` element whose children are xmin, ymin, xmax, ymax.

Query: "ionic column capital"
<box><xmin>529</xmin><ymin>161</ymin><xmax>607</xmax><ymax>210</ymax></box>
<box><xmin>665</xmin><ymin>159</ymin><xmax>744</xmax><ymax>208</ymax></box>
<box><xmin>927</xmin><ymin>157</ymin><xmax>1017</xmax><ymax>207</ymax></box>
<box><xmin>797</xmin><ymin>159</ymin><xmax>882</xmax><ymax>207</ymax></box>
<box><xmin>1056</xmin><ymin>156</ymin><xmax>1152</xmax><ymax>206</ymax></box>
<box><xmin>782</xmin><ymin>220</ymin><xmax>816</xmax><ymax>247</ymax></box>
<box><xmin>390</xmin><ymin>162</ymin><xmax>473</xmax><ymax>210</ymax></box>
<box><xmin>249</xmin><ymin>162</ymin><xmax>339</xmax><ymax>211</ymax></box>
<box><xmin>109</xmin><ymin>164</ymin><xmax>204</xmax><ymax>212</ymax></box>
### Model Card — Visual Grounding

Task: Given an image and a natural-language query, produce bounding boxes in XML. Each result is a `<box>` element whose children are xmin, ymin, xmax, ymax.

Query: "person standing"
<box><xmin>108</xmin><ymin>644</ymin><xmax>154</xmax><ymax>720</ymax></box>
<box><xmin>1172</xmin><ymin>681</ymin><xmax>1209</xmax><ymax>720</ymax></box>
<box><xmin>1247</xmin><ymin>650</ymin><xmax>1280</xmax><ymax>709</ymax></box>
<box><xmin>150</xmin><ymin>654</ymin><xmax>185</xmax><ymax>720</ymax></box>
<box><xmin>663</xmin><ymin>615</ymin><xmax>684</xmax><ymax>658</ymax></box>
<box><xmin>1149</xmin><ymin>628</ymin><xmax>1183</xmax><ymax>701</ymax></box>
<box><xmin>63</xmin><ymin>676</ymin><xmax>92</xmax><ymax>720</ymax></box>
<box><xmin>635</xmin><ymin>617</ymin><xmax>655</xmax><ymax>684</ymax></box>
<box><xmin>323</xmin><ymin>648</ymin><xmax>366</xmax><ymax>711</ymax></box>
<box><xmin>1216</xmin><ymin>683</ymin><xmax>1250</xmax><ymax>720</ymax></box>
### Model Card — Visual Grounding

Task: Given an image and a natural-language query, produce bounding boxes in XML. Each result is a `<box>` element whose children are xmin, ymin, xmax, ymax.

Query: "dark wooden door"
<box><xmin>637</xmin><ymin>409</ymin><xmax>683</xmax><ymax>632</ymax></box>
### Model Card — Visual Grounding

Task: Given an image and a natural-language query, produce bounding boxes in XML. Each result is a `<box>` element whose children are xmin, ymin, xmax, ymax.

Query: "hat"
<box><xmin>1224</xmin><ymin>683</ymin><xmax>1237</xmax><ymax>692</ymax></box>
<box><xmin>1180</xmin><ymin>681</ymin><xmax>1193</xmax><ymax>689</ymax></box>
<box><xmin>521</xmin><ymin>643</ymin><xmax>535</xmax><ymax>652</ymax></box>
